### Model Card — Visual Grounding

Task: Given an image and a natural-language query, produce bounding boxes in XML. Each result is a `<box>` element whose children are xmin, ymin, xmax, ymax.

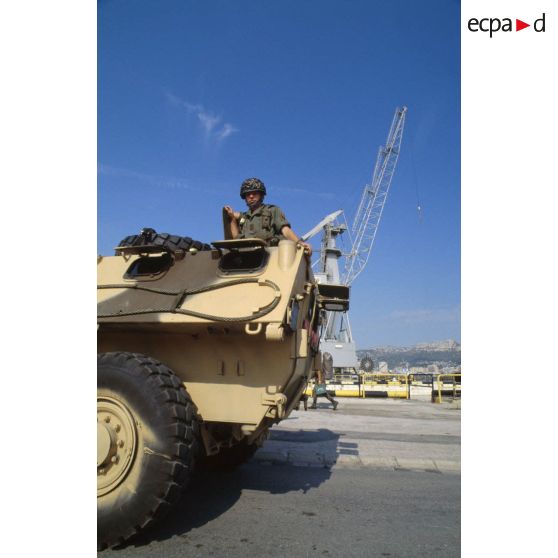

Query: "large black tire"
<box><xmin>151</xmin><ymin>233</ymin><xmax>194</xmax><ymax>252</ymax></box>
<box><xmin>117</xmin><ymin>234</ymin><xmax>142</xmax><ymax>247</ymax></box>
<box><xmin>152</xmin><ymin>233</ymin><xmax>212</xmax><ymax>252</ymax></box>
<box><xmin>116</xmin><ymin>231</ymin><xmax>212</xmax><ymax>253</ymax></box>
<box><xmin>97</xmin><ymin>352</ymin><xmax>199</xmax><ymax>549</ymax></box>
<box><xmin>199</xmin><ymin>439</ymin><xmax>259</xmax><ymax>472</ymax></box>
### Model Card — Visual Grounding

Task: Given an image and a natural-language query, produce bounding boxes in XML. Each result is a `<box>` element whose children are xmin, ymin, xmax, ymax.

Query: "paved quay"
<box><xmin>255</xmin><ymin>397</ymin><xmax>461</xmax><ymax>473</ymax></box>
<box><xmin>99</xmin><ymin>397</ymin><xmax>460</xmax><ymax>557</ymax></box>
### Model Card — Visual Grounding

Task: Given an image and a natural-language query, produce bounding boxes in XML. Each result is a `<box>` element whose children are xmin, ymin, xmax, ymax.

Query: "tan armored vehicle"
<box><xmin>97</xmin><ymin>228</ymin><xmax>349</xmax><ymax>548</ymax></box>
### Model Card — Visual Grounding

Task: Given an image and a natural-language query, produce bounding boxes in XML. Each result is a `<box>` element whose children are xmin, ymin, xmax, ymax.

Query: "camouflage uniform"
<box><xmin>237</xmin><ymin>203</ymin><xmax>291</xmax><ymax>245</ymax></box>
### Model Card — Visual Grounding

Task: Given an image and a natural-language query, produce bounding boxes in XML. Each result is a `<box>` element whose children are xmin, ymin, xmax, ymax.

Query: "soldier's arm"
<box><xmin>224</xmin><ymin>206</ymin><xmax>241</xmax><ymax>239</ymax></box>
<box><xmin>230</xmin><ymin>220</ymin><xmax>240</xmax><ymax>239</ymax></box>
<box><xmin>280</xmin><ymin>225</ymin><xmax>313</xmax><ymax>256</ymax></box>
<box><xmin>272</xmin><ymin>206</ymin><xmax>312</xmax><ymax>256</ymax></box>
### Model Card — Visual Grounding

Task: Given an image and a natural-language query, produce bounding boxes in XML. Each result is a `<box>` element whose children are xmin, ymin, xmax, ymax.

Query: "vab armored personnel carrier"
<box><xmin>97</xmin><ymin>229</ymin><xmax>349</xmax><ymax>548</ymax></box>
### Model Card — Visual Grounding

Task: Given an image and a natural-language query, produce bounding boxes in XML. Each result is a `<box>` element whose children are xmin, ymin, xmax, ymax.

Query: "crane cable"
<box><xmin>410</xmin><ymin>138</ymin><xmax>423</xmax><ymax>224</ymax></box>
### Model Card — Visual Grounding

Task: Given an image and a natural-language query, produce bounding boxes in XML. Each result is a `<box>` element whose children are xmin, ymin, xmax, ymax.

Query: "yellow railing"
<box><xmin>432</xmin><ymin>374</ymin><xmax>461</xmax><ymax>403</ymax></box>
<box><xmin>302</xmin><ymin>373</ymin><xmax>460</xmax><ymax>402</ymax></box>
<box><xmin>408</xmin><ymin>373</ymin><xmax>433</xmax><ymax>385</ymax></box>
<box><xmin>360</xmin><ymin>373</ymin><xmax>410</xmax><ymax>399</ymax></box>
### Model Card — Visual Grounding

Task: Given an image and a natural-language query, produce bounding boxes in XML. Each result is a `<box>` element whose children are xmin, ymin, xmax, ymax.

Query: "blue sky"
<box><xmin>98</xmin><ymin>0</ymin><xmax>460</xmax><ymax>348</ymax></box>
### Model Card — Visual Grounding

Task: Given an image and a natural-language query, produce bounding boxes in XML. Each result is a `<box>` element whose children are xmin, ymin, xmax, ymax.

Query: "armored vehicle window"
<box><xmin>124</xmin><ymin>253</ymin><xmax>173</xmax><ymax>279</ymax></box>
<box><xmin>218</xmin><ymin>248</ymin><xmax>268</xmax><ymax>274</ymax></box>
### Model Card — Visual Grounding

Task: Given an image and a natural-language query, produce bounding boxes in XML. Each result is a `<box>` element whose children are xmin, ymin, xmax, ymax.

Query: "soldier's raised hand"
<box><xmin>223</xmin><ymin>206</ymin><xmax>236</xmax><ymax>221</ymax></box>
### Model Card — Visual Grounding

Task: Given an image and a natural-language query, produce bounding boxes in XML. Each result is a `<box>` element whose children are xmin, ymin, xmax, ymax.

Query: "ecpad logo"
<box><xmin>468</xmin><ymin>13</ymin><xmax>546</xmax><ymax>37</ymax></box>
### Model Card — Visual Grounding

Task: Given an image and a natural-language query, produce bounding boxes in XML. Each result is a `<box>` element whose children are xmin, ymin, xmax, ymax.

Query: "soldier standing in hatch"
<box><xmin>223</xmin><ymin>178</ymin><xmax>312</xmax><ymax>256</ymax></box>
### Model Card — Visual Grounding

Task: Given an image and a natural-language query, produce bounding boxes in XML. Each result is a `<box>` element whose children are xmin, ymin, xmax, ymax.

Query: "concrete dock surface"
<box><xmin>258</xmin><ymin>397</ymin><xmax>461</xmax><ymax>473</ymax></box>
<box><xmin>100</xmin><ymin>397</ymin><xmax>461</xmax><ymax>557</ymax></box>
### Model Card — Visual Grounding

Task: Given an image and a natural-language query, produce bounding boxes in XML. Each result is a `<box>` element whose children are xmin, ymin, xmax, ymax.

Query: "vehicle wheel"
<box><xmin>116</xmin><ymin>230</ymin><xmax>212</xmax><ymax>254</ymax></box>
<box><xmin>151</xmin><ymin>233</ymin><xmax>213</xmax><ymax>252</ymax></box>
<box><xmin>97</xmin><ymin>352</ymin><xmax>199</xmax><ymax>549</ymax></box>
<box><xmin>116</xmin><ymin>234</ymin><xmax>141</xmax><ymax>248</ymax></box>
<box><xmin>151</xmin><ymin>233</ymin><xmax>194</xmax><ymax>252</ymax></box>
<box><xmin>199</xmin><ymin>439</ymin><xmax>259</xmax><ymax>472</ymax></box>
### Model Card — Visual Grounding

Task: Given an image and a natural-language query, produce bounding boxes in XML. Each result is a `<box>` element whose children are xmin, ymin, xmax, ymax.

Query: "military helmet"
<box><xmin>240</xmin><ymin>177</ymin><xmax>266</xmax><ymax>199</ymax></box>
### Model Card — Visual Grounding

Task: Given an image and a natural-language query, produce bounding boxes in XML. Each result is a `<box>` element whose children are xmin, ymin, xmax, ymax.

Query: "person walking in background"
<box><xmin>296</xmin><ymin>393</ymin><xmax>309</xmax><ymax>411</ymax></box>
<box><xmin>310</xmin><ymin>352</ymin><xmax>338</xmax><ymax>410</ymax></box>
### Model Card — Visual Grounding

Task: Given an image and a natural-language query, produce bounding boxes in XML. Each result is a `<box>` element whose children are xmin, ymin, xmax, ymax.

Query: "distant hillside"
<box><xmin>357</xmin><ymin>340</ymin><xmax>461</xmax><ymax>369</ymax></box>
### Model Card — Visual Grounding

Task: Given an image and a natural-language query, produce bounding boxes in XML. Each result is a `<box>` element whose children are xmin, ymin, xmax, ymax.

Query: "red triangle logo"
<box><xmin>516</xmin><ymin>19</ymin><xmax>530</xmax><ymax>31</ymax></box>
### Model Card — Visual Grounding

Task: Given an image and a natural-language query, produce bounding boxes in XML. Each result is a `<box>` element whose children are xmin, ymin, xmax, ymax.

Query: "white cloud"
<box><xmin>215</xmin><ymin>122</ymin><xmax>238</xmax><ymax>141</ymax></box>
<box><xmin>197</xmin><ymin>111</ymin><xmax>221</xmax><ymax>134</ymax></box>
<box><xmin>165</xmin><ymin>92</ymin><xmax>182</xmax><ymax>107</ymax></box>
<box><xmin>166</xmin><ymin>92</ymin><xmax>238</xmax><ymax>142</ymax></box>
<box><xmin>97</xmin><ymin>164</ymin><xmax>192</xmax><ymax>190</ymax></box>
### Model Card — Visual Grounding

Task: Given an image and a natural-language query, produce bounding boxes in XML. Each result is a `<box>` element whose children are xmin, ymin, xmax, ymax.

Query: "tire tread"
<box><xmin>97</xmin><ymin>351</ymin><xmax>199</xmax><ymax>549</ymax></box>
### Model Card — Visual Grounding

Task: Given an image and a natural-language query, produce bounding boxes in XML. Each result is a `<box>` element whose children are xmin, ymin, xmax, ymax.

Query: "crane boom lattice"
<box><xmin>343</xmin><ymin>106</ymin><xmax>407</xmax><ymax>286</ymax></box>
<box><xmin>306</xmin><ymin>106</ymin><xmax>407</xmax><ymax>372</ymax></box>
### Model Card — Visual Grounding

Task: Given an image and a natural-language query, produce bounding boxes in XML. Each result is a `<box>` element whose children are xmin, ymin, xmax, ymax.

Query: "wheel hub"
<box><xmin>97</xmin><ymin>422</ymin><xmax>116</xmax><ymax>467</ymax></box>
<box><xmin>97</xmin><ymin>395</ymin><xmax>138</xmax><ymax>497</ymax></box>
